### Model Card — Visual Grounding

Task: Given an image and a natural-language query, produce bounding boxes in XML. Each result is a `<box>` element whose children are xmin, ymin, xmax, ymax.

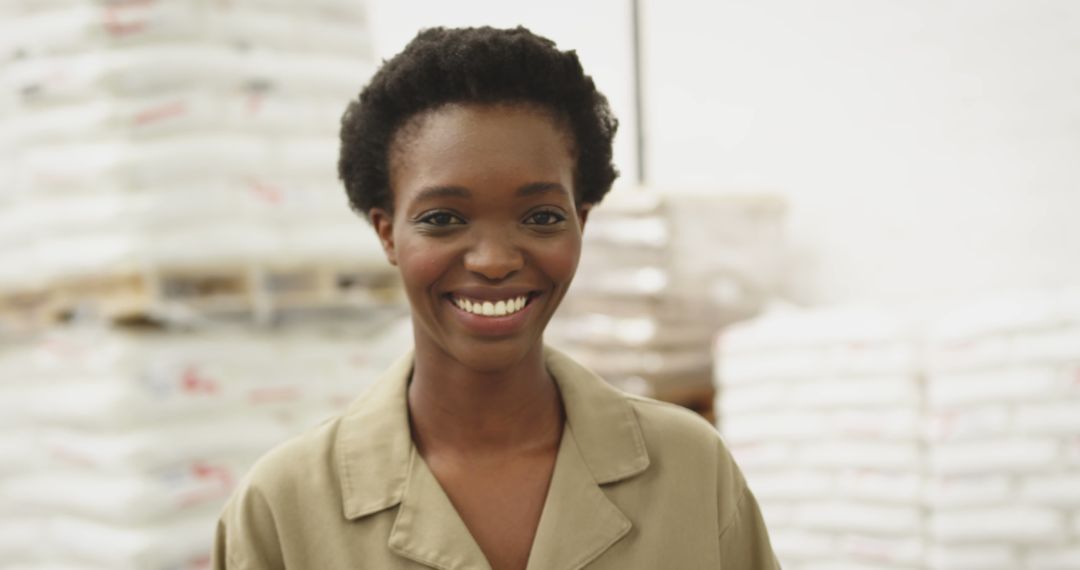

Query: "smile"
<box><xmin>449</xmin><ymin>294</ymin><xmax>531</xmax><ymax>317</ymax></box>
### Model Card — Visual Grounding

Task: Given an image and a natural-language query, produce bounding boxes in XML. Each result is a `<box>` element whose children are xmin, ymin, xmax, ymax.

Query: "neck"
<box><xmin>407</xmin><ymin>334</ymin><xmax>564</xmax><ymax>457</ymax></box>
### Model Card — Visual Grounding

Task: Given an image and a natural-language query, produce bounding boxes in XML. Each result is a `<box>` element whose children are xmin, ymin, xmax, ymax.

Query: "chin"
<box><xmin>446</xmin><ymin>335</ymin><xmax>544</xmax><ymax>373</ymax></box>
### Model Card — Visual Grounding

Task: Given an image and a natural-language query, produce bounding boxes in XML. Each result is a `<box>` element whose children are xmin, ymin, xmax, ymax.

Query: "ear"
<box><xmin>368</xmin><ymin>207</ymin><xmax>398</xmax><ymax>266</ymax></box>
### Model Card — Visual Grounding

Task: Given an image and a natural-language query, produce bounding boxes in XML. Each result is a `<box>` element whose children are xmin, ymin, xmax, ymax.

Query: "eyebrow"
<box><xmin>414</xmin><ymin>185</ymin><xmax>470</xmax><ymax>203</ymax></box>
<box><xmin>413</xmin><ymin>182</ymin><xmax>569</xmax><ymax>203</ymax></box>
<box><xmin>516</xmin><ymin>182</ymin><xmax>569</xmax><ymax>198</ymax></box>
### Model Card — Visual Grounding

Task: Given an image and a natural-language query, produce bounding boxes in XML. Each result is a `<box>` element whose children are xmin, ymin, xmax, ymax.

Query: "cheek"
<box><xmin>395</xmin><ymin>236</ymin><xmax>455</xmax><ymax>296</ymax></box>
<box><xmin>534</xmin><ymin>234</ymin><xmax>582</xmax><ymax>284</ymax></box>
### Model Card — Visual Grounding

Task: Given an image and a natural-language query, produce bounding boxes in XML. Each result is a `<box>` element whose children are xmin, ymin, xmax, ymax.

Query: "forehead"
<box><xmin>389</xmin><ymin>103</ymin><xmax>576</xmax><ymax>206</ymax></box>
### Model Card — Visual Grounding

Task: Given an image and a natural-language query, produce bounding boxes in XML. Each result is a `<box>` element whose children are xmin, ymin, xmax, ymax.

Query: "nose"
<box><xmin>463</xmin><ymin>229</ymin><xmax>524</xmax><ymax>281</ymax></box>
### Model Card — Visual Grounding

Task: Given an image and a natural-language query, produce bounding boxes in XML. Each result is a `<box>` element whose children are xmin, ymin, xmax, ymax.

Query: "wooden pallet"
<box><xmin>0</xmin><ymin>262</ymin><xmax>403</xmax><ymax>332</ymax></box>
<box><xmin>0</xmin><ymin>288</ymin><xmax>62</xmax><ymax>334</ymax></box>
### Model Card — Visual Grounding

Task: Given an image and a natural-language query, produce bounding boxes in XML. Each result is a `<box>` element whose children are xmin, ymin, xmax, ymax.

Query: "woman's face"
<box><xmin>369</xmin><ymin>103</ymin><xmax>588</xmax><ymax>372</ymax></box>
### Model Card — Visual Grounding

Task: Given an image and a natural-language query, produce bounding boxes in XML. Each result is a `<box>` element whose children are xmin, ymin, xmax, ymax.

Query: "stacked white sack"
<box><xmin>550</xmin><ymin>190</ymin><xmax>787</xmax><ymax>421</ymax></box>
<box><xmin>716</xmin><ymin>305</ymin><xmax>926</xmax><ymax>570</ymax></box>
<box><xmin>0</xmin><ymin>315</ymin><xmax>413</xmax><ymax>569</ymax></box>
<box><xmin>0</xmin><ymin>0</ymin><xmax>381</xmax><ymax>297</ymax></box>
<box><xmin>924</xmin><ymin>291</ymin><xmax>1080</xmax><ymax>570</ymax></box>
<box><xmin>0</xmin><ymin>2</ymin><xmax>398</xmax><ymax>568</ymax></box>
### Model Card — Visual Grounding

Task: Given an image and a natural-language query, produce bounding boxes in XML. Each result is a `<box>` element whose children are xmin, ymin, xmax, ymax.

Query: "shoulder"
<box><xmin>623</xmin><ymin>394</ymin><xmax>779</xmax><ymax>565</ymax></box>
<box><xmin>242</xmin><ymin>415</ymin><xmax>343</xmax><ymax>497</ymax></box>
<box><xmin>624</xmin><ymin>393</ymin><xmax>717</xmax><ymax>436</ymax></box>
<box><xmin>624</xmin><ymin>392</ymin><xmax>731</xmax><ymax>460</ymax></box>
<box><xmin>214</xmin><ymin>417</ymin><xmax>345</xmax><ymax>569</ymax></box>
<box><xmin>621</xmin><ymin>393</ymin><xmax>751</xmax><ymax>518</ymax></box>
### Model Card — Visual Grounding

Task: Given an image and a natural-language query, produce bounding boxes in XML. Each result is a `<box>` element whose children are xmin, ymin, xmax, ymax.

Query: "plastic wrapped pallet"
<box><xmin>715</xmin><ymin>304</ymin><xmax>926</xmax><ymax>570</ymax></box>
<box><xmin>550</xmin><ymin>189</ymin><xmax>788</xmax><ymax>421</ymax></box>
<box><xmin>0</xmin><ymin>3</ymin><xmax>397</xmax><ymax>567</ymax></box>
<box><xmin>0</xmin><ymin>0</ymin><xmax>383</xmax><ymax>329</ymax></box>
<box><xmin>0</xmin><ymin>314</ymin><xmax>412</xmax><ymax>568</ymax></box>
<box><xmin>924</xmin><ymin>291</ymin><xmax>1080</xmax><ymax>570</ymax></box>
<box><xmin>718</xmin><ymin>292</ymin><xmax>1080</xmax><ymax>569</ymax></box>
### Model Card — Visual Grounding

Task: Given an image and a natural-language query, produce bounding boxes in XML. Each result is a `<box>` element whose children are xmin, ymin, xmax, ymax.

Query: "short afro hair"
<box><xmin>337</xmin><ymin>26</ymin><xmax>619</xmax><ymax>220</ymax></box>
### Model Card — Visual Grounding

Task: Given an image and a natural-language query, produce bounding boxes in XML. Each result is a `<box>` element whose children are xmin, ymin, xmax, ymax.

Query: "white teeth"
<box><xmin>452</xmin><ymin>295</ymin><xmax>530</xmax><ymax>317</ymax></box>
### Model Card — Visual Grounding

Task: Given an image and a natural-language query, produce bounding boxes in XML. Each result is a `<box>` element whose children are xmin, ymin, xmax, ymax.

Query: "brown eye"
<box><xmin>526</xmin><ymin>211</ymin><xmax>566</xmax><ymax>225</ymax></box>
<box><xmin>419</xmin><ymin>212</ymin><xmax>465</xmax><ymax>226</ymax></box>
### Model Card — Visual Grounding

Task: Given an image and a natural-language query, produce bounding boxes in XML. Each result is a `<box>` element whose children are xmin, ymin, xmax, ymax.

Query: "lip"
<box><xmin>444</xmin><ymin>291</ymin><xmax>542</xmax><ymax>337</ymax></box>
<box><xmin>446</xmin><ymin>286</ymin><xmax>539</xmax><ymax>302</ymax></box>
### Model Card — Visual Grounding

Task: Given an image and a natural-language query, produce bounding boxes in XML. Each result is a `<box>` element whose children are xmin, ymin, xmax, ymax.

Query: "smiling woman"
<box><xmin>212</xmin><ymin>26</ymin><xmax>779</xmax><ymax>570</ymax></box>
<box><xmin>373</xmin><ymin>103</ymin><xmax>583</xmax><ymax>373</ymax></box>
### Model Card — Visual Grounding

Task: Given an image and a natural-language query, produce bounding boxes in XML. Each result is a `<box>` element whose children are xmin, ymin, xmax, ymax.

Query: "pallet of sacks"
<box><xmin>0</xmin><ymin>314</ymin><xmax>412</xmax><ymax>569</ymax></box>
<box><xmin>550</xmin><ymin>190</ymin><xmax>787</xmax><ymax>422</ymax></box>
<box><xmin>0</xmin><ymin>0</ymin><xmax>383</xmax><ymax>332</ymax></box>
<box><xmin>924</xmin><ymin>291</ymin><xmax>1080</xmax><ymax>570</ymax></box>
<box><xmin>716</xmin><ymin>305</ymin><xmax>926</xmax><ymax>569</ymax></box>
<box><xmin>716</xmin><ymin>292</ymin><xmax>1080</xmax><ymax>570</ymax></box>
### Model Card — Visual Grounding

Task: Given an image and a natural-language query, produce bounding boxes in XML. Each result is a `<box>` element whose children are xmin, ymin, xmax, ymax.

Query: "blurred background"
<box><xmin>1</xmin><ymin>0</ymin><xmax>1078</xmax><ymax>568</ymax></box>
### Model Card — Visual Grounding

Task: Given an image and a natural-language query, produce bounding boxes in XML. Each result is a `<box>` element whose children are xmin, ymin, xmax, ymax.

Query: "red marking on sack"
<box><xmin>41</xmin><ymin>337</ymin><xmax>86</xmax><ymax>358</ymax></box>
<box><xmin>943</xmin><ymin>340</ymin><xmax>972</xmax><ymax>353</ymax></box>
<box><xmin>133</xmin><ymin>101</ymin><xmax>187</xmax><ymax>125</ymax></box>
<box><xmin>192</xmin><ymin>461</ymin><xmax>234</xmax><ymax>487</ymax></box>
<box><xmin>247</xmin><ymin>179</ymin><xmax>283</xmax><ymax>204</ymax></box>
<box><xmin>48</xmin><ymin>447</ymin><xmax>95</xmax><ymax>468</ymax></box>
<box><xmin>246</xmin><ymin>93</ymin><xmax>263</xmax><ymax>114</ymax></box>
<box><xmin>935</xmin><ymin>411</ymin><xmax>957</xmax><ymax>440</ymax></box>
<box><xmin>103</xmin><ymin>19</ymin><xmax>146</xmax><ymax>37</ymax></box>
<box><xmin>102</xmin><ymin>0</ymin><xmax>153</xmax><ymax>37</ymax></box>
<box><xmin>185</xmin><ymin>554</ymin><xmax>211</xmax><ymax>570</ymax></box>
<box><xmin>248</xmin><ymin>386</ymin><xmax>301</xmax><ymax>403</ymax></box>
<box><xmin>845</xmin><ymin>538</ymin><xmax>891</xmax><ymax>562</ymax></box>
<box><xmin>180</xmin><ymin>366</ymin><xmax>219</xmax><ymax>394</ymax></box>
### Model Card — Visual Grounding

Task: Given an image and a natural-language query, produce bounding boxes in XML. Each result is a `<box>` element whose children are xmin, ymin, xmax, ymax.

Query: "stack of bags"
<box><xmin>924</xmin><ymin>292</ymin><xmax>1080</xmax><ymax>569</ymax></box>
<box><xmin>717</xmin><ymin>292</ymin><xmax>1080</xmax><ymax>569</ymax></box>
<box><xmin>550</xmin><ymin>190</ymin><xmax>787</xmax><ymax>421</ymax></box>
<box><xmin>0</xmin><ymin>2</ymin><xmax>417</xmax><ymax>568</ymax></box>
<box><xmin>0</xmin><ymin>0</ymin><xmax>386</xmax><ymax>328</ymax></box>
<box><xmin>0</xmin><ymin>316</ymin><xmax>411</xmax><ymax>568</ymax></box>
<box><xmin>715</xmin><ymin>306</ymin><xmax>926</xmax><ymax>569</ymax></box>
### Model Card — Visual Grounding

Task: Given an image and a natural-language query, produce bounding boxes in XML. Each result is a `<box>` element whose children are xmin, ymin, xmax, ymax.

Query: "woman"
<box><xmin>213</xmin><ymin>26</ymin><xmax>778</xmax><ymax>569</ymax></box>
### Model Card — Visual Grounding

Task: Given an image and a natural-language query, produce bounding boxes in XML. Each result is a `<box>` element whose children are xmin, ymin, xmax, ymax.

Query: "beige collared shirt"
<box><xmin>213</xmin><ymin>345</ymin><xmax>779</xmax><ymax>569</ymax></box>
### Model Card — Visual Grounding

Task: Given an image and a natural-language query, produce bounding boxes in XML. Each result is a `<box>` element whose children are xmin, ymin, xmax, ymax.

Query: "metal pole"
<box><xmin>631</xmin><ymin>0</ymin><xmax>646</xmax><ymax>185</ymax></box>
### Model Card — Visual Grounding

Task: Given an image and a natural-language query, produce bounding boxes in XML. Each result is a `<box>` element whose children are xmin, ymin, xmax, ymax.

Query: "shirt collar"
<box><xmin>335</xmin><ymin>344</ymin><xmax>651</xmax><ymax>520</ymax></box>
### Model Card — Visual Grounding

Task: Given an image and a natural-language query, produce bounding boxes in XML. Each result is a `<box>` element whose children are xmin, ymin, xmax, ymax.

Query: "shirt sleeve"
<box><xmin>715</xmin><ymin>435</ymin><xmax>782</xmax><ymax>569</ymax></box>
<box><xmin>718</xmin><ymin>483</ymin><xmax>782</xmax><ymax>569</ymax></box>
<box><xmin>211</xmin><ymin>483</ymin><xmax>286</xmax><ymax>570</ymax></box>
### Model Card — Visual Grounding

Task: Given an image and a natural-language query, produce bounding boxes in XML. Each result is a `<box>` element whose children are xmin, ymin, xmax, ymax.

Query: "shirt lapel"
<box><xmin>336</xmin><ymin>349</ymin><xmax>415</xmax><ymax>519</ymax></box>
<box><xmin>542</xmin><ymin>347</ymin><xmax>650</xmax><ymax>484</ymax></box>
<box><xmin>524</xmin><ymin>422</ymin><xmax>632</xmax><ymax>570</ymax></box>
<box><xmin>523</xmin><ymin>346</ymin><xmax>652</xmax><ymax>570</ymax></box>
<box><xmin>388</xmin><ymin>447</ymin><xmax>492</xmax><ymax>570</ymax></box>
<box><xmin>334</xmin><ymin>345</ymin><xmax>652</xmax><ymax>570</ymax></box>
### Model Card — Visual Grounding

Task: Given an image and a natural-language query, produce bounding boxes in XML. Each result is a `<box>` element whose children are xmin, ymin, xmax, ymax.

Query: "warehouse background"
<box><xmin>1</xmin><ymin>0</ymin><xmax>1078</xmax><ymax>568</ymax></box>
